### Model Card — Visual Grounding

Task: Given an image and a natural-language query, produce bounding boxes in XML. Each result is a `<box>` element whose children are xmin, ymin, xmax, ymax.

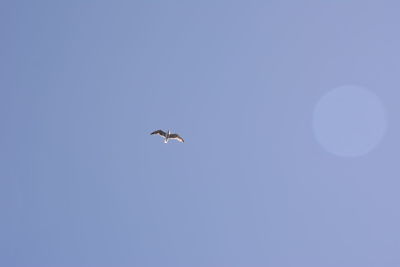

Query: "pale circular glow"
<box><xmin>313</xmin><ymin>85</ymin><xmax>387</xmax><ymax>157</ymax></box>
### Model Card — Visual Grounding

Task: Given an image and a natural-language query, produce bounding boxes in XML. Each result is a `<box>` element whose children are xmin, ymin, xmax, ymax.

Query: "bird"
<box><xmin>150</xmin><ymin>130</ymin><xmax>184</xmax><ymax>143</ymax></box>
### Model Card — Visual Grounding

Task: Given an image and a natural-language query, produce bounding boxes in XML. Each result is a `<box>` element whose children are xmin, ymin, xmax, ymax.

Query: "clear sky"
<box><xmin>2</xmin><ymin>1</ymin><xmax>400</xmax><ymax>266</ymax></box>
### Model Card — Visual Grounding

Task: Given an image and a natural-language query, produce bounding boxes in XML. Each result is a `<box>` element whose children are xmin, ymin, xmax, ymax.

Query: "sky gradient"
<box><xmin>2</xmin><ymin>1</ymin><xmax>400</xmax><ymax>266</ymax></box>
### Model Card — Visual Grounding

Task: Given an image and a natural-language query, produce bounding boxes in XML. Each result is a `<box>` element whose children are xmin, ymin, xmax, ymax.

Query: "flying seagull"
<box><xmin>150</xmin><ymin>130</ymin><xmax>184</xmax><ymax>143</ymax></box>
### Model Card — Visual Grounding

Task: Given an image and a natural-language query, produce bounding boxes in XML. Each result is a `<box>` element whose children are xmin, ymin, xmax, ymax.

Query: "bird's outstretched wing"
<box><xmin>169</xmin><ymin>134</ymin><xmax>184</xmax><ymax>143</ymax></box>
<box><xmin>151</xmin><ymin>130</ymin><xmax>166</xmax><ymax>137</ymax></box>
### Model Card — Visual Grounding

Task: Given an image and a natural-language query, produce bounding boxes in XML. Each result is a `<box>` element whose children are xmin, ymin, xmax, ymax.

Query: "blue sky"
<box><xmin>2</xmin><ymin>1</ymin><xmax>400</xmax><ymax>266</ymax></box>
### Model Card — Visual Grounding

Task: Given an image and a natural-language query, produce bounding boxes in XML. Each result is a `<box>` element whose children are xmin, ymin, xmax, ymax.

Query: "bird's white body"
<box><xmin>164</xmin><ymin>130</ymin><xmax>171</xmax><ymax>143</ymax></box>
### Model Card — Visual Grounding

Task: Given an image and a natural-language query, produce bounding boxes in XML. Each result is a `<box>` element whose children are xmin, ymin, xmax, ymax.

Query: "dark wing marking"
<box><xmin>169</xmin><ymin>133</ymin><xmax>184</xmax><ymax>143</ymax></box>
<box><xmin>150</xmin><ymin>130</ymin><xmax>166</xmax><ymax>137</ymax></box>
